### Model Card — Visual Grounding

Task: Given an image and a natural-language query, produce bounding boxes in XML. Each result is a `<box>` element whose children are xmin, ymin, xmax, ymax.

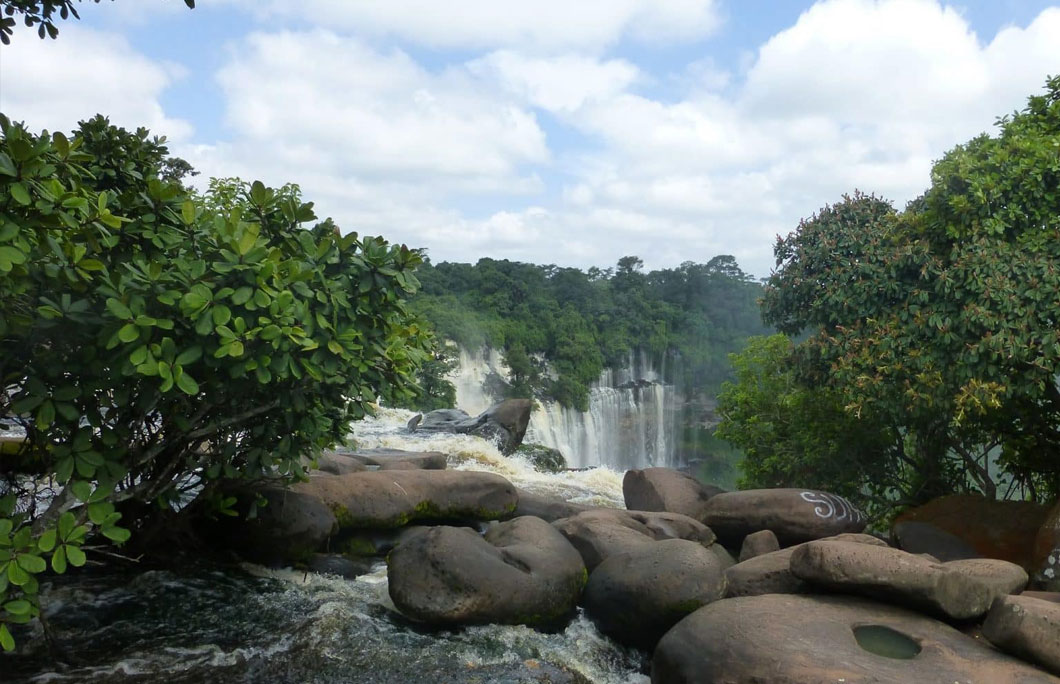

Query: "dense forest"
<box><xmin>408</xmin><ymin>255</ymin><xmax>769</xmax><ymax>413</ymax></box>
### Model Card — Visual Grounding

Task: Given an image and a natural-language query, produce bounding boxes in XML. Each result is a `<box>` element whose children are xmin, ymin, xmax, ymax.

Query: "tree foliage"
<box><xmin>0</xmin><ymin>0</ymin><xmax>194</xmax><ymax>44</ymax></box>
<box><xmin>752</xmin><ymin>76</ymin><xmax>1060</xmax><ymax>506</ymax></box>
<box><xmin>0</xmin><ymin>115</ymin><xmax>429</xmax><ymax>647</ymax></box>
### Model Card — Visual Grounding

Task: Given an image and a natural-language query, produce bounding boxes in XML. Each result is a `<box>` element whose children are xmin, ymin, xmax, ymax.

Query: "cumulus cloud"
<box><xmin>221</xmin><ymin>0</ymin><xmax>722</xmax><ymax>52</ymax></box>
<box><xmin>0</xmin><ymin>25</ymin><xmax>192</xmax><ymax>140</ymax></box>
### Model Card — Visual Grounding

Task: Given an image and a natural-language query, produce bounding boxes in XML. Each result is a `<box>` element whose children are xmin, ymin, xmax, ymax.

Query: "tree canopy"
<box><xmin>0</xmin><ymin>0</ymin><xmax>194</xmax><ymax>44</ymax></box>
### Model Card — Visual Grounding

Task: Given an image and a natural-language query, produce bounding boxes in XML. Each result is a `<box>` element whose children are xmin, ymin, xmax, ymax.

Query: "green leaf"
<box><xmin>0</xmin><ymin>623</ymin><xmax>14</xmax><ymax>652</ymax></box>
<box><xmin>65</xmin><ymin>545</ymin><xmax>86</xmax><ymax>567</ymax></box>
<box><xmin>0</xmin><ymin>520</ymin><xmax>10</xmax><ymax>537</ymax></box>
<box><xmin>250</xmin><ymin>180</ymin><xmax>267</xmax><ymax>206</ymax></box>
<box><xmin>176</xmin><ymin>372</ymin><xmax>199</xmax><ymax>396</ymax></box>
<box><xmin>3</xmin><ymin>599</ymin><xmax>31</xmax><ymax>616</ymax></box>
<box><xmin>118</xmin><ymin>323</ymin><xmax>139</xmax><ymax>343</ymax></box>
<box><xmin>231</xmin><ymin>287</ymin><xmax>253</xmax><ymax>305</ymax></box>
<box><xmin>36</xmin><ymin>400</ymin><xmax>55</xmax><ymax>429</ymax></box>
<box><xmin>101</xmin><ymin>527</ymin><xmax>131</xmax><ymax>544</ymax></box>
<box><xmin>0</xmin><ymin>152</ymin><xmax>16</xmax><ymax>177</ymax></box>
<box><xmin>70</xmin><ymin>481</ymin><xmax>92</xmax><ymax>503</ymax></box>
<box><xmin>175</xmin><ymin>346</ymin><xmax>202</xmax><ymax>365</ymax></box>
<box><xmin>181</xmin><ymin>200</ymin><xmax>196</xmax><ymax>225</ymax></box>
<box><xmin>6</xmin><ymin>561</ymin><xmax>28</xmax><ymax>586</ymax></box>
<box><xmin>37</xmin><ymin>529</ymin><xmax>56</xmax><ymax>553</ymax></box>
<box><xmin>51</xmin><ymin>546</ymin><xmax>67</xmax><ymax>574</ymax></box>
<box><xmin>212</xmin><ymin>305</ymin><xmax>232</xmax><ymax>327</ymax></box>
<box><xmin>9</xmin><ymin>182</ymin><xmax>31</xmax><ymax>206</ymax></box>
<box><xmin>16</xmin><ymin>554</ymin><xmax>46</xmax><ymax>574</ymax></box>
<box><xmin>106</xmin><ymin>298</ymin><xmax>132</xmax><ymax>319</ymax></box>
<box><xmin>58</xmin><ymin>512</ymin><xmax>75</xmax><ymax>540</ymax></box>
<box><xmin>0</xmin><ymin>245</ymin><xmax>26</xmax><ymax>266</ymax></box>
<box><xmin>87</xmin><ymin>502</ymin><xmax>111</xmax><ymax>525</ymax></box>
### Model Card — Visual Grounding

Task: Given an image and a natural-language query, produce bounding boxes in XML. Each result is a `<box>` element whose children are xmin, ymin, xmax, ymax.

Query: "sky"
<box><xmin>1</xmin><ymin>0</ymin><xmax>1058</xmax><ymax>279</ymax></box>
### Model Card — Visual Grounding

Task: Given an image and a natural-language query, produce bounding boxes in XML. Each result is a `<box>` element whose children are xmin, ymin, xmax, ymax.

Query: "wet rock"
<box><xmin>894</xmin><ymin>494</ymin><xmax>1050</xmax><ymax>569</ymax></box>
<box><xmin>790</xmin><ymin>540</ymin><xmax>997</xmax><ymax>620</ymax></box>
<box><xmin>552</xmin><ymin>509</ymin><xmax>716</xmax><ymax>571</ymax></box>
<box><xmin>212</xmin><ymin>487</ymin><xmax>337</xmax><ymax>564</ymax></box>
<box><xmin>387</xmin><ymin>516</ymin><xmax>586</xmax><ymax>628</ymax></box>
<box><xmin>702</xmin><ymin>488</ymin><xmax>867</xmax><ymax>546</ymax></box>
<box><xmin>295</xmin><ymin>470</ymin><xmax>518</xmax><ymax>530</ymax></box>
<box><xmin>1034</xmin><ymin>501</ymin><xmax>1060</xmax><ymax>590</ymax></box>
<box><xmin>515</xmin><ymin>443</ymin><xmax>567</xmax><ymax>473</ymax></box>
<box><xmin>945</xmin><ymin>558</ymin><xmax>1029</xmax><ymax>602</ymax></box>
<box><xmin>409</xmin><ymin>399</ymin><xmax>532</xmax><ymax>455</ymax></box>
<box><xmin>983</xmin><ymin>594</ymin><xmax>1060</xmax><ymax>677</ymax></box>
<box><xmin>307</xmin><ymin>553</ymin><xmax>377</xmax><ymax>578</ymax></box>
<box><xmin>892</xmin><ymin>520</ymin><xmax>982</xmax><ymax>561</ymax></box>
<box><xmin>316</xmin><ymin>447</ymin><xmax>447</xmax><ymax>473</ymax></box>
<box><xmin>514</xmin><ymin>489</ymin><xmax>593</xmax><ymax>522</ymax></box>
<box><xmin>652</xmin><ymin>593</ymin><xmax>1060</xmax><ymax>684</ymax></box>
<box><xmin>622</xmin><ymin>468</ymin><xmax>719</xmax><ymax>520</ymax></box>
<box><xmin>314</xmin><ymin>451</ymin><xmax>369</xmax><ymax>475</ymax></box>
<box><xmin>583</xmin><ymin>538</ymin><xmax>727</xmax><ymax>650</ymax></box>
<box><xmin>725</xmin><ymin>534</ymin><xmax>890</xmax><ymax>598</ymax></box>
<box><xmin>738</xmin><ymin>529</ymin><xmax>780</xmax><ymax>562</ymax></box>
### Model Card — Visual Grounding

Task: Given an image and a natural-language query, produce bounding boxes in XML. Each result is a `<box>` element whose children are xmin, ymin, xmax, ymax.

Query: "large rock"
<box><xmin>945</xmin><ymin>558</ymin><xmax>1029</xmax><ymax>601</ymax></box>
<box><xmin>514</xmin><ymin>489</ymin><xmax>593</xmax><ymax>522</ymax></box>
<box><xmin>295</xmin><ymin>470</ymin><xmax>518</xmax><ymax>529</ymax></box>
<box><xmin>653</xmin><ymin>593</ymin><xmax>1060</xmax><ymax>684</ymax></box>
<box><xmin>724</xmin><ymin>533</ymin><xmax>886</xmax><ymax>598</ymax></box>
<box><xmin>552</xmin><ymin>509</ymin><xmax>716</xmax><ymax>571</ymax></box>
<box><xmin>408</xmin><ymin>399</ymin><xmax>532</xmax><ymax>455</ymax></box>
<box><xmin>702</xmin><ymin>488</ymin><xmax>866</xmax><ymax>546</ymax></box>
<box><xmin>622</xmin><ymin>468</ymin><xmax>720</xmax><ymax>520</ymax></box>
<box><xmin>891</xmin><ymin>520</ymin><xmax>982</xmax><ymax>561</ymax></box>
<box><xmin>315</xmin><ymin>448</ymin><xmax>447</xmax><ymax>474</ymax></box>
<box><xmin>387</xmin><ymin>516</ymin><xmax>586</xmax><ymax>627</ymax></box>
<box><xmin>983</xmin><ymin>594</ymin><xmax>1060</xmax><ymax>677</ymax></box>
<box><xmin>583</xmin><ymin>538</ymin><xmax>727</xmax><ymax>650</ymax></box>
<box><xmin>894</xmin><ymin>494</ymin><xmax>1050</xmax><ymax>569</ymax></box>
<box><xmin>1034</xmin><ymin>501</ymin><xmax>1060</xmax><ymax>590</ymax></box>
<box><xmin>212</xmin><ymin>487</ymin><xmax>338</xmax><ymax>564</ymax></box>
<box><xmin>790</xmin><ymin>540</ymin><xmax>998</xmax><ymax>620</ymax></box>
<box><xmin>739</xmin><ymin>529</ymin><xmax>780</xmax><ymax>562</ymax></box>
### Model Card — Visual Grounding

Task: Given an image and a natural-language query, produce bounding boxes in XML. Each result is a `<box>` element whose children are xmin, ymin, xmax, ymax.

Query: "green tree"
<box><xmin>0</xmin><ymin>116</ymin><xmax>430</xmax><ymax>648</ymax></box>
<box><xmin>760</xmin><ymin>76</ymin><xmax>1060</xmax><ymax>503</ymax></box>
<box><xmin>0</xmin><ymin>0</ymin><xmax>194</xmax><ymax>44</ymax></box>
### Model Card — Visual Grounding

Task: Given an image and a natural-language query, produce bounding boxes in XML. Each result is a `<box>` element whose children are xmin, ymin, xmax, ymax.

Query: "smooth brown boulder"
<box><xmin>790</xmin><ymin>540</ymin><xmax>997</xmax><ymax>620</ymax></box>
<box><xmin>739</xmin><ymin>529</ymin><xmax>780</xmax><ymax>562</ymax></box>
<box><xmin>552</xmin><ymin>509</ymin><xmax>715</xmax><ymax>571</ymax></box>
<box><xmin>295</xmin><ymin>470</ymin><xmax>517</xmax><ymax>529</ymax></box>
<box><xmin>894</xmin><ymin>494</ymin><xmax>1049</xmax><ymax>569</ymax></box>
<box><xmin>702</xmin><ymin>488</ymin><xmax>866</xmax><ymax>546</ymax></box>
<box><xmin>212</xmin><ymin>487</ymin><xmax>338</xmax><ymax>564</ymax></box>
<box><xmin>387</xmin><ymin>516</ymin><xmax>586</xmax><ymax>628</ymax></box>
<box><xmin>314</xmin><ymin>451</ymin><xmax>369</xmax><ymax>475</ymax></box>
<box><xmin>583</xmin><ymin>538</ymin><xmax>727</xmax><ymax>650</ymax></box>
<box><xmin>725</xmin><ymin>533</ymin><xmax>886</xmax><ymax>598</ymax></box>
<box><xmin>945</xmin><ymin>558</ymin><xmax>1029</xmax><ymax>601</ymax></box>
<box><xmin>514</xmin><ymin>489</ymin><xmax>593</xmax><ymax>522</ymax></box>
<box><xmin>622</xmin><ymin>468</ymin><xmax>718</xmax><ymax>520</ymax></box>
<box><xmin>1034</xmin><ymin>501</ymin><xmax>1060</xmax><ymax>590</ymax></box>
<box><xmin>652</xmin><ymin>593</ymin><xmax>1060</xmax><ymax>684</ymax></box>
<box><xmin>891</xmin><ymin>519</ymin><xmax>982</xmax><ymax>561</ymax></box>
<box><xmin>983</xmin><ymin>594</ymin><xmax>1060</xmax><ymax>676</ymax></box>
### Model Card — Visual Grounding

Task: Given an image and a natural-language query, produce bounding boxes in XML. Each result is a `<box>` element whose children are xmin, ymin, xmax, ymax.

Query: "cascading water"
<box><xmin>4</xmin><ymin>408</ymin><xmax>648</xmax><ymax>684</ymax></box>
<box><xmin>452</xmin><ymin>348</ymin><xmax>680</xmax><ymax>470</ymax></box>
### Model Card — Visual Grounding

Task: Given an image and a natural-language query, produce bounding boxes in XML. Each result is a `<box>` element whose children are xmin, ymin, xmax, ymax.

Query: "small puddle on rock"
<box><xmin>853</xmin><ymin>625</ymin><xmax>922</xmax><ymax>660</ymax></box>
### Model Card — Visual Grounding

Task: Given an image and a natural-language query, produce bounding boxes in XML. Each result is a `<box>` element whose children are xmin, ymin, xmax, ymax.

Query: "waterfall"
<box><xmin>451</xmin><ymin>348</ymin><xmax>679</xmax><ymax>470</ymax></box>
<box><xmin>449</xmin><ymin>346</ymin><xmax>510</xmax><ymax>415</ymax></box>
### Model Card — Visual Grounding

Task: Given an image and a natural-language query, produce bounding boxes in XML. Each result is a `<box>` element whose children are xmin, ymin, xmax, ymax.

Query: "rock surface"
<box><xmin>893</xmin><ymin>494</ymin><xmax>1050</xmax><ymax>569</ymax></box>
<box><xmin>552</xmin><ymin>509</ymin><xmax>716</xmax><ymax>571</ymax></box>
<box><xmin>409</xmin><ymin>399</ymin><xmax>532</xmax><ymax>455</ymax></box>
<box><xmin>295</xmin><ymin>470</ymin><xmax>518</xmax><ymax>529</ymax></box>
<box><xmin>317</xmin><ymin>447</ymin><xmax>447</xmax><ymax>473</ymax></box>
<box><xmin>622</xmin><ymin>468</ymin><xmax>717</xmax><ymax>520</ymax></box>
<box><xmin>514</xmin><ymin>489</ymin><xmax>593</xmax><ymax>522</ymax></box>
<box><xmin>653</xmin><ymin>593</ymin><xmax>1060</xmax><ymax>684</ymax></box>
<box><xmin>583</xmin><ymin>538</ymin><xmax>727</xmax><ymax>650</ymax></box>
<box><xmin>945</xmin><ymin>558</ymin><xmax>1029</xmax><ymax>602</ymax></box>
<box><xmin>891</xmin><ymin>520</ymin><xmax>982</xmax><ymax>561</ymax></box>
<box><xmin>738</xmin><ymin>529</ymin><xmax>780</xmax><ymax>562</ymax></box>
<box><xmin>702</xmin><ymin>488</ymin><xmax>867</xmax><ymax>546</ymax></box>
<box><xmin>213</xmin><ymin>487</ymin><xmax>338</xmax><ymax>564</ymax></box>
<box><xmin>790</xmin><ymin>540</ymin><xmax>997</xmax><ymax>620</ymax></box>
<box><xmin>387</xmin><ymin>516</ymin><xmax>586</xmax><ymax>627</ymax></box>
<box><xmin>983</xmin><ymin>594</ymin><xmax>1060</xmax><ymax>676</ymax></box>
<box><xmin>1034</xmin><ymin>501</ymin><xmax>1060</xmax><ymax>590</ymax></box>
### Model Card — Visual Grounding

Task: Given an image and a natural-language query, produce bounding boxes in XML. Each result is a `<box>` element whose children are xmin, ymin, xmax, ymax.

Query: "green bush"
<box><xmin>0</xmin><ymin>115</ymin><xmax>431</xmax><ymax>648</ymax></box>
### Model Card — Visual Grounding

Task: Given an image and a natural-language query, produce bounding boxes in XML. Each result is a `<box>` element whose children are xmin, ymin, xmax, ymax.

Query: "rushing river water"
<box><xmin>2</xmin><ymin>408</ymin><xmax>650</xmax><ymax>683</ymax></box>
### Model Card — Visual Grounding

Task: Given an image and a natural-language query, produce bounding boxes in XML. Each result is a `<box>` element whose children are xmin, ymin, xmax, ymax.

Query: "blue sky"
<box><xmin>3</xmin><ymin>0</ymin><xmax>1059</xmax><ymax>277</ymax></box>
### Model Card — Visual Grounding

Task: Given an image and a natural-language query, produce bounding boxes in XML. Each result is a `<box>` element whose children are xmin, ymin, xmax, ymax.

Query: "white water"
<box><xmin>451</xmin><ymin>348</ymin><xmax>680</xmax><ymax>470</ymax></box>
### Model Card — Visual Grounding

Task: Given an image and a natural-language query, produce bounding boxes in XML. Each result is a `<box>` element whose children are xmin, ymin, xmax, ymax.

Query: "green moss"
<box><xmin>342</xmin><ymin>536</ymin><xmax>378</xmax><ymax>557</ymax></box>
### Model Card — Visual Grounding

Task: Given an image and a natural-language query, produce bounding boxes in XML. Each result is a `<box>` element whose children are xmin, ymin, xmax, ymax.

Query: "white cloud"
<box><xmin>0</xmin><ymin>25</ymin><xmax>192</xmax><ymax>140</ymax></box>
<box><xmin>223</xmin><ymin>0</ymin><xmax>722</xmax><ymax>51</ymax></box>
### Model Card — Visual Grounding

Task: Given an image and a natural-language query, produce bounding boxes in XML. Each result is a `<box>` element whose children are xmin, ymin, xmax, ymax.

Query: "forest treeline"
<box><xmin>407</xmin><ymin>255</ymin><xmax>769</xmax><ymax>411</ymax></box>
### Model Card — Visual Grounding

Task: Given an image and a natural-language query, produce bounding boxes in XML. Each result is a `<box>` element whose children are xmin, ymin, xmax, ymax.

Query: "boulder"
<box><xmin>583</xmin><ymin>539</ymin><xmax>727</xmax><ymax>650</ymax></box>
<box><xmin>552</xmin><ymin>509</ymin><xmax>716</xmax><ymax>571</ymax></box>
<box><xmin>983</xmin><ymin>595</ymin><xmax>1060</xmax><ymax>676</ymax></box>
<box><xmin>212</xmin><ymin>487</ymin><xmax>337</xmax><ymax>564</ymax></box>
<box><xmin>514</xmin><ymin>443</ymin><xmax>567</xmax><ymax>473</ymax></box>
<box><xmin>622</xmin><ymin>468</ymin><xmax>719</xmax><ymax>520</ymax></box>
<box><xmin>702</xmin><ymin>488</ymin><xmax>867</xmax><ymax>546</ymax></box>
<box><xmin>316</xmin><ymin>448</ymin><xmax>447</xmax><ymax>473</ymax></box>
<box><xmin>653</xmin><ymin>593</ymin><xmax>1060</xmax><ymax>684</ymax></box>
<box><xmin>514</xmin><ymin>489</ymin><xmax>593</xmax><ymax>522</ymax></box>
<box><xmin>945</xmin><ymin>558</ymin><xmax>1029</xmax><ymax>602</ymax></box>
<box><xmin>295</xmin><ymin>470</ymin><xmax>517</xmax><ymax>529</ymax></box>
<box><xmin>307</xmin><ymin>553</ymin><xmax>377</xmax><ymax>578</ymax></box>
<box><xmin>409</xmin><ymin>399</ymin><xmax>532</xmax><ymax>455</ymax></box>
<box><xmin>739</xmin><ymin>529</ymin><xmax>780</xmax><ymax>562</ymax></box>
<box><xmin>790</xmin><ymin>540</ymin><xmax>997</xmax><ymax>620</ymax></box>
<box><xmin>1034</xmin><ymin>501</ymin><xmax>1060</xmax><ymax>590</ymax></box>
<box><xmin>891</xmin><ymin>520</ymin><xmax>982</xmax><ymax>561</ymax></box>
<box><xmin>724</xmin><ymin>534</ymin><xmax>890</xmax><ymax>599</ymax></box>
<box><xmin>1024</xmin><ymin>591</ymin><xmax>1060</xmax><ymax>605</ymax></box>
<box><xmin>709</xmin><ymin>543</ymin><xmax>737</xmax><ymax>570</ymax></box>
<box><xmin>387</xmin><ymin>516</ymin><xmax>586</xmax><ymax>628</ymax></box>
<box><xmin>314</xmin><ymin>451</ymin><xmax>369</xmax><ymax>475</ymax></box>
<box><xmin>893</xmin><ymin>494</ymin><xmax>1050</xmax><ymax>569</ymax></box>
